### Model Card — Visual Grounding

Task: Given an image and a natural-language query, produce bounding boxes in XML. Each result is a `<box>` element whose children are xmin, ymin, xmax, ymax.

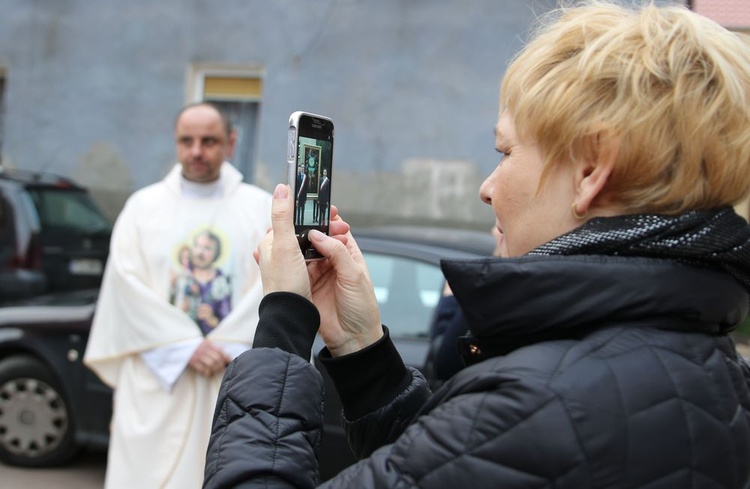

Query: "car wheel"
<box><xmin>0</xmin><ymin>355</ymin><xmax>78</xmax><ymax>467</ymax></box>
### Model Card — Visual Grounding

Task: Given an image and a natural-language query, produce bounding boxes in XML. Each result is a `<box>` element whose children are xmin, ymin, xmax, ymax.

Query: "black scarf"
<box><xmin>529</xmin><ymin>206</ymin><xmax>750</xmax><ymax>293</ymax></box>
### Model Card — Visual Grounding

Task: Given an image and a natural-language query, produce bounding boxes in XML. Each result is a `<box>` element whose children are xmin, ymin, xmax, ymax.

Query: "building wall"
<box><xmin>0</xmin><ymin>0</ymin><xmax>689</xmax><ymax>229</ymax></box>
<box><xmin>692</xmin><ymin>0</ymin><xmax>750</xmax><ymax>220</ymax></box>
<box><xmin>693</xmin><ymin>0</ymin><xmax>750</xmax><ymax>30</ymax></box>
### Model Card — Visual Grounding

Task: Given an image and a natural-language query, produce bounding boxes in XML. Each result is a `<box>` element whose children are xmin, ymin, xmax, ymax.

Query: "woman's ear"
<box><xmin>573</xmin><ymin>131</ymin><xmax>618</xmax><ymax>216</ymax></box>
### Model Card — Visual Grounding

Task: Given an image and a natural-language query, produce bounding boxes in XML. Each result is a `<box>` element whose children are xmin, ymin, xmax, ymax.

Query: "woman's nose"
<box><xmin>479</xmin><ymin>176</ymin><xmax>493</xmax><ymax>205</ymax></box>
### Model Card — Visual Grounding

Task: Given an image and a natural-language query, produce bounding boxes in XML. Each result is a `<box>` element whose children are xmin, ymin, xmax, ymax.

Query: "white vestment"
<box><xmin>84</xmin><ymin>163</ymin><xmax>272</xmax><ymax>489</ymax></box>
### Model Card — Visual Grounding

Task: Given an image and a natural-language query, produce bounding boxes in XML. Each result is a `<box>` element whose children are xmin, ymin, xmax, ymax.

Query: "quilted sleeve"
<box><xmin>319</xmin><ymin>328</ymin><xmax>432</xmax><ymax>459</ymax></box>
<box><xmin>342</xmin><ymin>367</ymin><xmax>431</xmax><ymax>459</ymax></box>
<box><xmin>203</xmin><ymin>348</ymin><xmax>325</xmax><ymax>489</ymax></box>
<box><xmin>320</xmin><ymin>367</ymin><xmax>585</xmax><ymax>489</ymax></box>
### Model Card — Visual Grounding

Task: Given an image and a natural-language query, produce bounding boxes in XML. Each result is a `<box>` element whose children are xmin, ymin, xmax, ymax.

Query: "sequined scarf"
<box><xmin>529</xmin><ymin>206</ymin><xmax>750</xmax><ymax>292</ymax></box>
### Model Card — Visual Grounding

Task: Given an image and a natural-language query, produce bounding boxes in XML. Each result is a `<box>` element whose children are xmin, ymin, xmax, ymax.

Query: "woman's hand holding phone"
<box><xmin>305</xmin><ymin>216</ymin><xmax>384</xmax><ymax>358</ymax></box>
<box><xmin>256</xmin><ymin>183</ymin><xmax>383</xmax><ymax>357</ymax></box>
<box><xmin>255</xmin><ymin>184</ymin><xmax>312</xmax><ymax>300</ymax></box>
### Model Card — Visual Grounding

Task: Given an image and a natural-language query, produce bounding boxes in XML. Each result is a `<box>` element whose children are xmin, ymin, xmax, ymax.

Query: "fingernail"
<box><xmin>274</xmin><ymin>184</ymin><xmax>288</xmax><ymax>199</ymax></box>
<box><xmin>309</xmin><ymin>229</ymin><xmax>325</xmax><ymax>242</ymax></box>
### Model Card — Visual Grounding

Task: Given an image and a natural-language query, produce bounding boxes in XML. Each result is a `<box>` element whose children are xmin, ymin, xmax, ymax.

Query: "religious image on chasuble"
<box><xmin>169</xmin><ymin>226</ymin><xmax>233</xmax><ymax>336</ymax></box>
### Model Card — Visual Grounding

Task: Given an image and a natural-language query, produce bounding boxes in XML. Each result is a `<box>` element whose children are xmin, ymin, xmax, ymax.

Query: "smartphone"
<box><xmin>287</xmin><ymin>111</ymin><xmax>334</xmax><ymax>260</ymax></box>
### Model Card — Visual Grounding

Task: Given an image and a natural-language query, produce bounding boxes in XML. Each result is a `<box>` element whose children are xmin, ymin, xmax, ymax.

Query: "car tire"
<box><xmin>0</xmin><ymin>355</ymin><xmax>78</xmax><ymax>467</ymax></box>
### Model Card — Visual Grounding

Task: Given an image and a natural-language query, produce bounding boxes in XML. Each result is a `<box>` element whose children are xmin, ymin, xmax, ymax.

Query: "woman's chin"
<box><xmin>496</xmin><ymin>236</ymin><xmax>509</xmax><ymax>258</ymax></box>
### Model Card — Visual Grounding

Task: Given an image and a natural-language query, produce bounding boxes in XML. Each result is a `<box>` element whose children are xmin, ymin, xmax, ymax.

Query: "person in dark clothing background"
<box><xmin>424</xmin><ymin>292</ymin><xmax>469</xmax><ymax>384</ymax></box>
<box><xmin>204</xmin><ymin>2</ymin><xmax>750</xmax><ymax>488</ymax></box>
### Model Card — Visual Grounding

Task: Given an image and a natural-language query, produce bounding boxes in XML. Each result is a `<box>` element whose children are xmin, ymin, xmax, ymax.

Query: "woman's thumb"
<box><xmin>308</xmin><ymin>229</ymin><xmax>350</xmax><ymax>267</ymax></box>
<box><xmin>271</xmin><ymin>184</ymin><xmax>294</xmax><ymax>235</ymax></box>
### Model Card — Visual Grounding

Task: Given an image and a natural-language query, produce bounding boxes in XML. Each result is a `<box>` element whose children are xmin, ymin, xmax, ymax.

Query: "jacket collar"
<box><xmin>441</xmin><ymin>255</ymin><xmax>748</xmax><ymax>361</ymax></box>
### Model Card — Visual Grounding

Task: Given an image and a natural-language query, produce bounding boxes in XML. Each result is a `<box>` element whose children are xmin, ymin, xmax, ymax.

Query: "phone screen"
<box><xmin>289</xmin><ymin>112</ymin><xmax>334</xmax><ymax>260</ymax></box>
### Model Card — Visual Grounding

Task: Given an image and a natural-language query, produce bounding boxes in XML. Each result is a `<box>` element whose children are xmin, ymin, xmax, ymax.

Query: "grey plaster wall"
<box><xmin>0</xmin><ymin>0</ymin><xmax>678</xmax><ymax>228</ymax></box>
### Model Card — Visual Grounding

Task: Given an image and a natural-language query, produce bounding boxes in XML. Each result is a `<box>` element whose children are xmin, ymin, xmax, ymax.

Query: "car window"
<box><xmin>26</xmin><ymin>189</ymin><xmax>111</xmax><ymax>234</ymax></box>
<box><xmin>362</xmin><ymin>251</ymin><xmax>444</xmax><ymax>339</ymax></box>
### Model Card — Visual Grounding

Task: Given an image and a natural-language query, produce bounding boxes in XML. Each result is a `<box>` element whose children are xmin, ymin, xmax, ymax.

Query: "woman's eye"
<box><xmin>496</xmin><ymin>148</ymin><xmax>510</xmax><ymax>159</ymax></box>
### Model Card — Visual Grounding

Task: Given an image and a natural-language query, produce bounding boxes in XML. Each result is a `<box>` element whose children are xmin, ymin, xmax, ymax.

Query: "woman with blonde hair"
<box><xmin>204</xmin><ymin>2</ymin><xmax>750</xmax><ymax>487</ymax></box>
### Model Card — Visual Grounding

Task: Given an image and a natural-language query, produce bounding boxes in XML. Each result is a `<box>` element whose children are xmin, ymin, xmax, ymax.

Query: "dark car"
<box><xmin>0</xmin><ymin>226</ymin><xmax>496</xmax><ymax>478</ymax></box>
<box><xmin>0</xmin><ymin>184</ymin><xmax>45</xmax><ymax>300</ymax></box>
<box><xmin>0</xmin><ymin>167</ymin><xmax>112</xmax><ymax>304</ymax></box>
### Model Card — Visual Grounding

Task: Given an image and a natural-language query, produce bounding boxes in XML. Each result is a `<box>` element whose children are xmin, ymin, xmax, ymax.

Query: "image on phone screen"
<box><xmin>294</xmin><ymin>138</ymin><xmax>332</xmax><ymax>228</ymax></box>
<box><xmin>289</xmin><ymin>112</ymin><xmax>334</xmax><ymax>260</ymax></box>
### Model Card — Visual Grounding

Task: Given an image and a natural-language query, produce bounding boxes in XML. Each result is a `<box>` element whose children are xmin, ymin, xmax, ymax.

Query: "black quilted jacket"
<box><xmin>204</xmin><ymin>253</ymin><xmax>750</xmax><ymax>488</ymax></box>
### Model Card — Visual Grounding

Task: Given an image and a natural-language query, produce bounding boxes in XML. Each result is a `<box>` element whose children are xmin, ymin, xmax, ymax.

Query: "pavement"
<box><xmin>0</xmin><ymin>450</ymin><xmax>105</xmax><ymax>488</ymax></box>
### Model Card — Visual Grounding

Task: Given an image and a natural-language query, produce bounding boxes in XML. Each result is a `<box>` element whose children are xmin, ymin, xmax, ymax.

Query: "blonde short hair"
<box><xmin>501</xmin><ymin>1</ymin><xmax>750</xmax><ymax>214</ymax></box>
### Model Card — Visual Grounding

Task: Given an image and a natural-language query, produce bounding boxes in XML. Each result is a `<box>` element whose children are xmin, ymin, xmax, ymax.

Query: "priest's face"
<box><xmin>175</xmin><ymin>104</ymin><xmax>236</xmax><ymax>183</ymax></box>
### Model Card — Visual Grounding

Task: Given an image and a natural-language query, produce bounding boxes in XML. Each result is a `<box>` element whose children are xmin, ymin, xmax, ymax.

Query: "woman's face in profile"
<box><xmin>479</xmin><ymin>112</ymin><xmax>578</xmax><ymax>257</ymax></box>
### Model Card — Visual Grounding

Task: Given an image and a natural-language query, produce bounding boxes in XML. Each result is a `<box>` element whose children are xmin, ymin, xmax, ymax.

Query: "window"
<box><xmin>362</xmin><ymin>252</ymin><xmax>445</xmax><ymax>339</ymax></box>
<box><xmin>188</xmin><ymin>65</ymin><xmax>264</xmax><ymax>183</ymax></box>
